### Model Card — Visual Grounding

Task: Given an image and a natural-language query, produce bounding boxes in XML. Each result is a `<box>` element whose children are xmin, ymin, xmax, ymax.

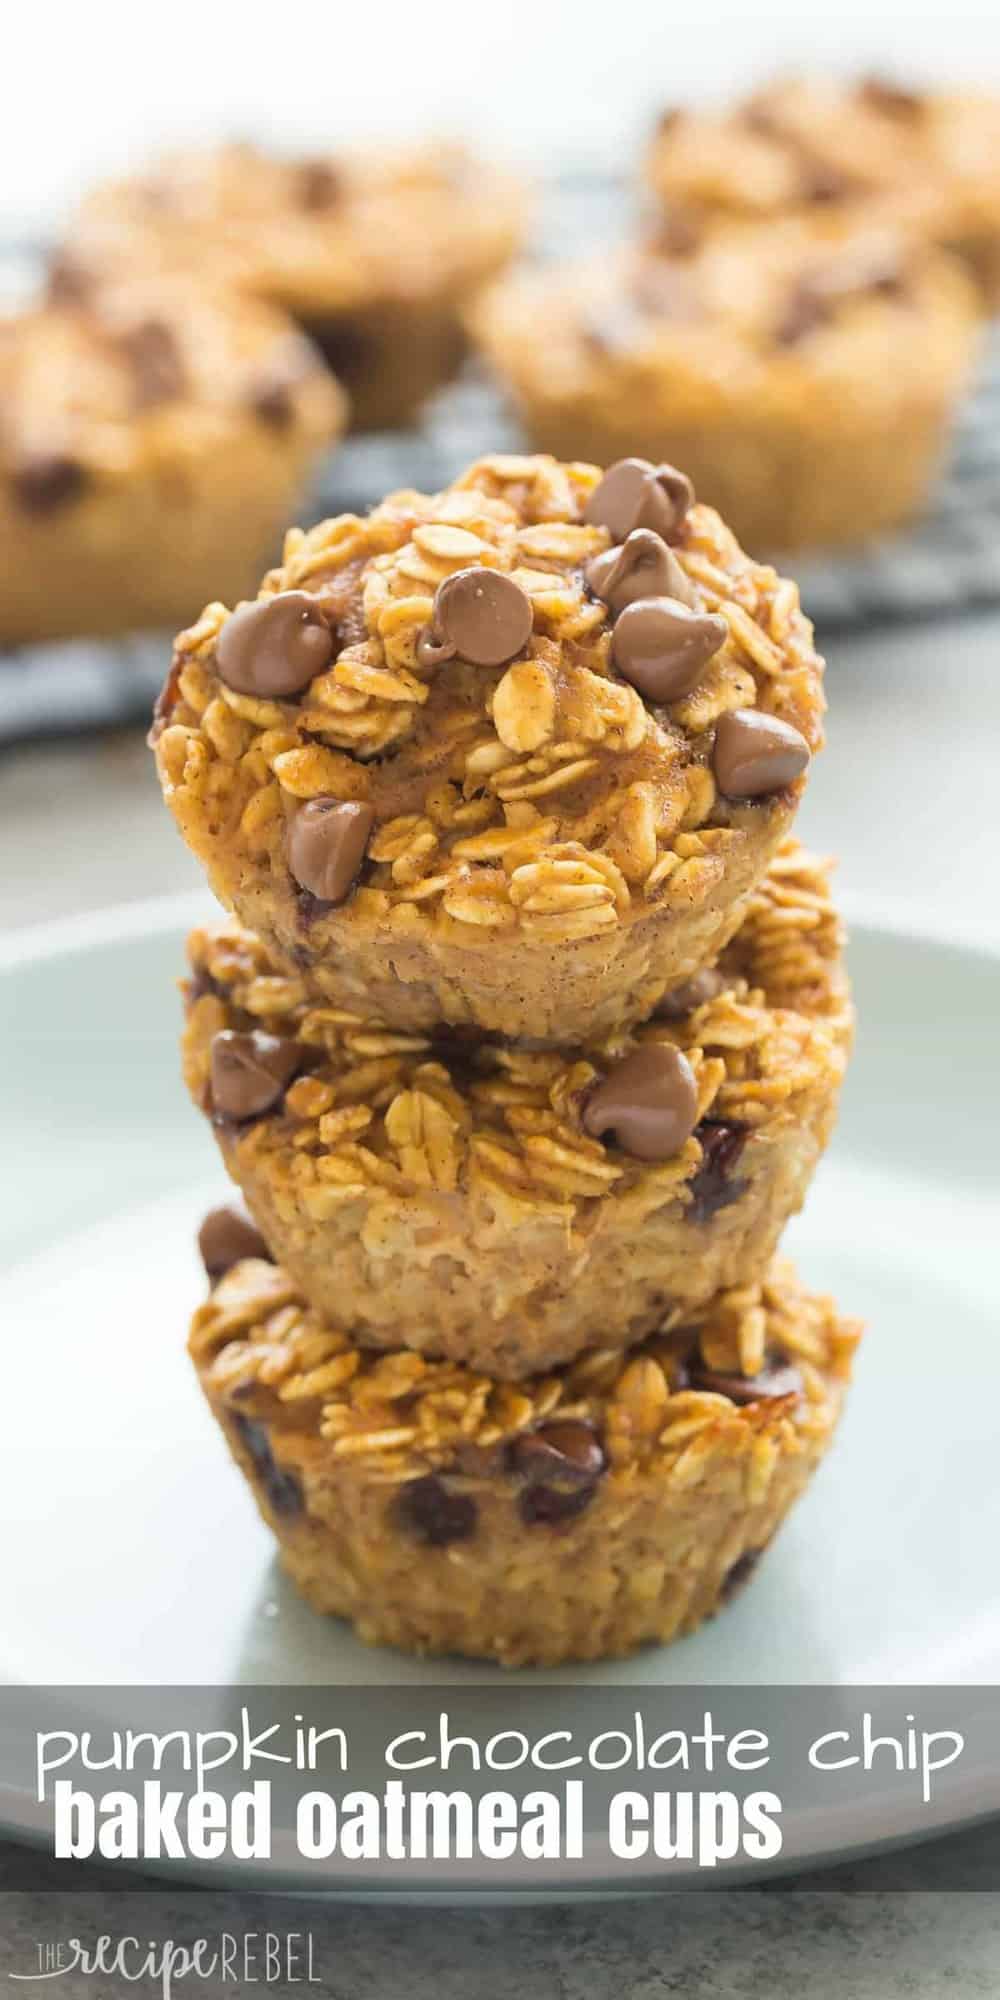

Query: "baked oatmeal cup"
<box><xmin>189</xmin><ymin>1251</ymin><xmax>860</xmax><ymax>1665</ymax></box>
<box><xmin>181</xmin><ymin>843</ymin><xmax>851</xmax><ymax>1378</ymax></box>
<box><xmin>471</xmin><ymin>220</ymin><xmax>980</xmax><ymax>553</ymax></box>
<box><xmin>0</xmin><ymin>276</ymin><xmax>343</xmax><ymax>644</ymax></box>
<box><xmin>153</xmin><ymin>453</ymin><xmax>825</xmax><ymax>1039</ymax></box>
<box><xmin>645</xmin><ymin>75</ymin><xmax>1000</xmax><ymax>304</ymax></box>
<box><xmin>55</xmin><ymin>141</ymin><xmax>527</xmax><ymax>431</ymax></box>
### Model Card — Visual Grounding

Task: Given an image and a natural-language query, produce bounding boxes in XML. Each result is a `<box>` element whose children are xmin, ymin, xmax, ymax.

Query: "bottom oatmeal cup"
<box><xmin>181</xmin><ymin>842</ymin><xmax>851</xmax><ymax>1379</ymax></box>
<box><xmin>189</xmin><ymin>1252</ymin><xmax>860</xmax><ymax>1666</ymax></box>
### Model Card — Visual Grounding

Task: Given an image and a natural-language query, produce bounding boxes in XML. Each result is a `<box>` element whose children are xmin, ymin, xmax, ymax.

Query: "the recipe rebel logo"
<box><xmin>7</xmin><ymin>1934</ymin><xmax>322</xmax><ymax>1999</ymax></box>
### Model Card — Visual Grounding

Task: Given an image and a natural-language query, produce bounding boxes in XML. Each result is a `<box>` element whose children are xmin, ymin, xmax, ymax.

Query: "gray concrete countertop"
<box><xmin>1</xmin><ymin>606</ymin><xmax>998</xmax><ymax>1983</ymax></box>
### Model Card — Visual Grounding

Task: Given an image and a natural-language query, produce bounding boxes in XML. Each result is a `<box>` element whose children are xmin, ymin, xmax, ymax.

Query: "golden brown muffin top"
<box><xmin>473</xmin><ymin>213</ymin><xmax>979</xmax><ymax>399</ymax></box>
<box><xmin>56</xmin><ymin>141</ymin><xmax>527</xmax><ymax>317</ymax></box>
<box><xmin>0</xmin><ymin>275</ymin><xmax>343</xmax><ymax>509</ymax></box>
<box><xmin>153</xmin><ymin>452</ymin><xmax>825</xmax><ymax>945</ymax></box>
<box><xmin>646</xmin><ymin>75</ymin><xmax>1000</xmax><ymax>241</ymax></box>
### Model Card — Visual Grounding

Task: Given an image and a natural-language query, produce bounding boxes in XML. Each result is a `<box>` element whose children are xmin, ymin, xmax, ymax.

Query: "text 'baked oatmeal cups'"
<box><xmin>181</xmin><ymin>843</ymin><xmax>851</xmax><ymax>1380</ymax></box>
<box><xmin>644</xmin><ymin>75</ymin><xmax>1000</xmax><ymax>305</ymax></box>
<box><xmin>0</xmin><ymin>277</ymin><xmax>345</xmax><ymax>646</ymax></box>
<box><xmin>189</xmin><ymin>1251</ymin><xmax>860</xmax><ymax>1666</ymax></box>
<box><xmin>55</xmin><ymin>142</ymin><xmax>527</xmax><ymax>432</ymax></box>
<box><xmin>152</xmin><ymin>453</ymin><xmax>825</xmax><ymax>1042</ymax></box>
<box><xmin>469</xmin><ymin>222</ymin><xmax>980</xmax><ymax>555</ymax></box>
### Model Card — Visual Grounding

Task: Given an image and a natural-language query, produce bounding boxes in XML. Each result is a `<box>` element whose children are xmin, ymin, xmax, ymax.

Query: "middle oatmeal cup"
<box><xmin>181</xmin><ymin>843</ymin><xmax>851</xmax><ymax>1379</ymax></box>
<box><xmin>152</xmin><ymin>452</ymin><xmax>825</xmax><ymax>1043</ymax></box>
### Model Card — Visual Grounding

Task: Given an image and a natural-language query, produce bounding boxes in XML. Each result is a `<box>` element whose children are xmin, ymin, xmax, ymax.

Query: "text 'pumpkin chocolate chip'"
<box><xmin>583</xmin><ymin>1042</ymin><xmax>698</xmax><ymax>1160</ymax></box>
<box><xmin>613</xmin><ymin>595</ymin><xmax>727</xmax><ymax>703</ymax></box>
<box><xmin>713</xmin><ymin>707</ymin><xmax>811</xmax><ymax>798</ymax></box>
<box><xmin>216</xmin><ymin>590</ymin><xmax>334</xmax><ymax>699</ymax></box>
<box><xmin>287</xmin><ymin>798</ymin><xmax>375</xmax><ymax>905</ymax></box>
<box><xmin>210</xmin><ymin>1029</ymin><xmax>302</xmax><ymax>1121</ymax></box>
<box><xmin>586</xmin><ymin>527</ymin><xmax>696</xmax><ymax>613</ymax></box>
<box><xmin>584</xmin><ymin>457</ymin><xmax>694</xmax><ymax>544</ymax></box>
<box><xmin>424</xmin><ymin>565</ymin><xmax>534</xmax><ymax>668</ymax></box>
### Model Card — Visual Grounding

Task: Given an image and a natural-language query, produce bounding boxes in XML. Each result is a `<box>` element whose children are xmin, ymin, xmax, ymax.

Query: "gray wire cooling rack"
<box><xmin>3</xmin><ymin>175</ymin><xmax>1000</xmax><ymax>751</ymax></box>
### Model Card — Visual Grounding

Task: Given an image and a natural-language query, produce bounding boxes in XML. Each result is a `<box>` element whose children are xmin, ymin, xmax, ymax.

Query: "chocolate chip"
<box><xmin>119</xmin><ymin>317</ymin><xmax>186</xmax><ymax>408</ymax></box>
<box><xmin>688</xmin><ymin>1359</ymin><xmax>803</xmax><ymax>1405</ymax></box>
<box><xmin>798</xmin><ymin>159</ymin><xmax>851</xmax><ymax>205</ymax></box>
<box><xmin>774</xmin><ymin>280</ymin><xmax>831</xmax><ymax>347</ymax></box>
<box><xmin>648</xmin><ymin>207</ymin><xmax>703</xmax><ymax>259</ymax></box>
<box><xmin>860</xmin><ymin>75</ymin><xmax>925</xmax><ymax>119</ymax></box>
<box><xmin>613</xmin><ymin>595</ymin><xmax>727</xmax><ymax>704</ymax></box>
<box><xmin>512</xmin><ymin>1421</ymin><xmax>606</xmax><ymax>1526</ymax></box>
<box><xmin>250</xmin><ymin>374</ymin><xmax>295</xmax><ymax>427</ymax></box>
<box><xmin>248</xmin><ymin>335</ymin><xmax>317</xmax><ymax>427</ymax></box>
<box><xmin>584</xmin><ymin>457</ymin><xmax>694</xmax><ymax>545</ymax></box>
<box><xmin>720</xmin><ymin>1548</ymin><xmax>763</xmax><ymax>1602</ymax></box>
<box><xmin>286</xmin><ymin>797</ymin><xmax>375</xmax><ymax>906</ymax></box>
<box><xmin>210</xmin><ymin>1029</ymin><xmax>302</xmax><ymax>1121</ymax></box>
<box><xmin>424</xmin><ymin>566</ymin><xmax>534</xmax><ymax>669</ymax></box>
<box><xmin>655</xmin><ymin>967</ymin><xmax>728</xmax><ymax>1019</ymax></box>
<box><xmin>294</xmin><ymin>158</ymin><xmax>343</xmax><ymax>211</ymax></box>
<box><xmin>198</xmin><ymin>1204</ymin><xmax>273</xmax><ymax>1280</ymax></box>
<box><xmin>231</xmin><ymin>1413</ymin><xmax>303</xmax><ymax>1516</ymax></box>
<box><xmin>583</xmin><ymin>1043</ymin><xmax>699</xmax><ymax>1161</ymax></box>
<box><xmin>586</xmin><ymin>528</ymin><xmax>697</xmax><ymax>614</ymax></box>
<box><xmin>12</xmin><ymin>452</ymin><xmax>87</xmax><ymax>514</ymax></box>
<box><xmin>397</xmin><ymin>1475</ymin><xmax>478</xmax><ymax>1548</ymax></box>
<box><xmin>686</xmin><ymin>1119</ymin><xmax>749</xmax><ymax>1223</ymax></box>
<box><xmin>712</xmin><ymin>708</ymin><xmax>811</xmax><ymax>798</ymax></box>
<box><xmin>216</xmin><ymin>591</ymin><xmax>334</xmax><ymax>699</ymax></box>
<box><xmin>48</xmin><ymin>251</ymin><xmax>93</xmax><ymax>304</ymax></box>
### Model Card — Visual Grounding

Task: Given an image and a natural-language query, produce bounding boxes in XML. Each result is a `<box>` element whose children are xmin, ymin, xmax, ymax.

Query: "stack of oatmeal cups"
<box><xmin>152</xmin><ymin>451</ymin><xmax>861</xmax><ymax>1667</ymax></box>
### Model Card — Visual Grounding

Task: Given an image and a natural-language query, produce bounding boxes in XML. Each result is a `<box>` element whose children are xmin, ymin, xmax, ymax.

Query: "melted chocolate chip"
<box><xmin>648</xmin><ymin>207</ymin><xmax>703</xmax><ymax>259</ymax></box>
<box><xmin>712</xmin><ymin>708</ymin><xmax>811</xmax><ymax>798</ymax></box>
<box><xmin>286</xmin><ymin>798</ymin><xmax>375</xmax><ymax>906</ymax></box>
<box><xmin>185</xmin><ymin>964</ymin><xmax>226</xmax><ymax>1006</ymax></box>
<box><xmin>720</xmin><ymin>1548</ymin><xmax>763</xmax><ymax>1603</ymax></box>
<box><xmin>512</xmin><ymin>1421</ymin><xmax>607</xmax><ymax>1526</ymax></box>
<box><xmin>586</xmin><ymin>528</ymin><xmax>697</xmax><ymax>614</ymax></box>
<box><xmin>860</xmin><ymin>75</ymin><xmax>925</xmax><ymax>119</ymax></box>
<box><xmin>688</xmin><ymin>1359</ymin><xmax>803</xmax><ymax>1406</ymax></box>
<box><xmin>198</xmin><ymin>1204</ymin><xmax>273</xmax><ymax>1280</ymax></box>
<box><xmin>12</xmin><ymin>452</ymin><xmax>86</xmax><ymax>514</ymax></box>
<box><xmin>686</xmin><ymin>1120</ymin><xmax>749</xmax><ymax>1224</ymax></box>
<box><xmin>798</xmin><ymin>158</ymin><xmax>852</xmax><ymax>205</ymax></box>
<box><xmin>210</xmin><ymin>1029</ymin><xmax>302</xmax><ymax>1122</ymax></box>
<box><xmin>585</xmin><ymin>457</ymin><xmax>694</xmax><ymax>545</ymax></box>
<box><xmin>426</xmin><ymin>566</ymin><xmax>534</xmax><ymax>669</ymax></box>
<box><xmin>119</xmin><ymin>317</ymin><xmax>186</xmax><ymax>408</ymax></box>
<box><xmin>294</xmin><ymin>158</ymin><xmax>343</xmax><ymax>211</ymax></box>
<box><xmin>774</xmin><ymin>280</ymin><xmax>832</xmax><ymax>347</ymax></box>
<box><xmin>216</xmin><ymin>591</ymin><xmax>334</xmax><ymax>699</ymax></box>
<box><xmin>612</xmin><ymin>595</ymin><xmax>727</xmax><ymax>704</ymax></box>
<box><xmin>397</xmin><ymin>1475</ymin><xmax>478</xmax><ymax>1548</ymax></box>
<box><xmin>655</xmin><ymin>968</ymin><xmax>728</xmax><ymax>1019</ymax></box>
<box><xmin>231</xmin><ymin>1413</ymin><xmax>303</xmax><ymax>1516</ymax></box>
<box><xmin>583</xmin><ymin>1043</ymin><xmax>699</xmax><ymax>1161</ymax></box>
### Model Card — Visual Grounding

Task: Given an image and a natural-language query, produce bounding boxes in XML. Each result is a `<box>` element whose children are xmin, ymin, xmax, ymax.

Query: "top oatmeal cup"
<box><xmin>151</xmin><ymin>452</ymin><xmax>825</xmax><ymax>1042</ymax></box>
